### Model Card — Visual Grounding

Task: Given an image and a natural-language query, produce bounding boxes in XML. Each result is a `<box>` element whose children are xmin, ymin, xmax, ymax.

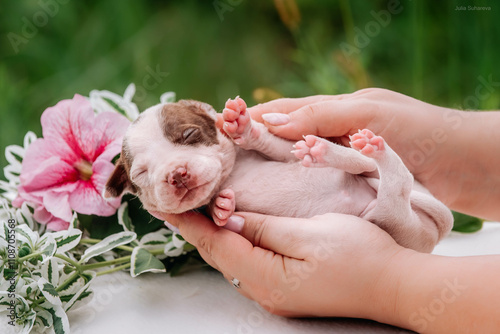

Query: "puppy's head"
<box><xmin>104</xmin><ymin>100</ymin><xmax>235</xmax><ymax>214</ymax></box>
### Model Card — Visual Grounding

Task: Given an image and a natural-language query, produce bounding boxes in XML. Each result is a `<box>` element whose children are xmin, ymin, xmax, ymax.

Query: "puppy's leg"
<box><xmin>293</xmin><ymin>135</ymin><xmax>377</xmax><ymax>174</ymax></box>
<box><xmin>223</xmin><ymin>97</ymin><xmax>297</xmax><ymax>162</ymax></box>
<box><xmin>350</xmin><ymin>129</ymin><xmax>440</xmax><ymax>252</ymax></box>
<box><xmin>209</xmin><ymin>188</ymin><xmax>236</xmax><ymax>226</ymax></box>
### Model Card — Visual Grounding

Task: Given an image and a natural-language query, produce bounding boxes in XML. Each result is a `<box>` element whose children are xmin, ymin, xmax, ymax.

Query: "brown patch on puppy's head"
<box><xmin>160</xmin><ymin>100</ymin><xmax>219</xmax><ymax>146</ymax></box>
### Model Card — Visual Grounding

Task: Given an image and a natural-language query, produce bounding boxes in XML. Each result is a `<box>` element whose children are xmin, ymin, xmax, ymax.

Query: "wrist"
<box><xmin>364</xmin><ymin>246</ymin><xmax>432</xmax><ymax>331</ymax></box>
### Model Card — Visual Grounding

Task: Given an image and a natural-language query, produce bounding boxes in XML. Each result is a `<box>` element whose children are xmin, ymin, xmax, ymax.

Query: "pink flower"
<box><xmin>14</xmin><ymin>95</ymin><xmax>130</xmax><ymax>231</ymax></box>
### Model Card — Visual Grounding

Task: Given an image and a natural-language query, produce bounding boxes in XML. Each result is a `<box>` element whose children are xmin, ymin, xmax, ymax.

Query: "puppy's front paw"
<box><xmin>350</xmin><ymin>129</ymin><xmax>385</xmax><ymax>158</ymax></box>
<box><xmin>211</xmin><ymin>188</ymin><xmax>236</xmax><ymax>226</ymax></box>
<box><xmin>293</xmin><ymin>135</ymin><xmax>330</xmax><ymax>167</ymax></box>
<box><xmin>222</xmin><ymin>97</ymin><xmax>258</xmax><ymax>146</ymax></box>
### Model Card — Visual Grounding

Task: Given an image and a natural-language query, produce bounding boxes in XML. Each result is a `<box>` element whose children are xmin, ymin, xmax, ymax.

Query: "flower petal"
<box><xmin>91</xmin><ymin>112</ymin><xmax>130</xmax><ymax>160</ymax></box>
<box><xmin>20</xmin><ymin>142</ymin><xmax>78</xmax><ymax>192</ymax></box>
<box><xmin>69</xmin><ymin>180</ymin><xmax>119</xmax><ymax>217</ymax></box>
<box><xmin>41</xmin><ymin>95</ymin><xmax>97</xmax><ymax>162</ymax></box>
<box><xmin>43</xmin><ymin>191</ymin><xmax>73</xmax><ymax>222</ymax></box>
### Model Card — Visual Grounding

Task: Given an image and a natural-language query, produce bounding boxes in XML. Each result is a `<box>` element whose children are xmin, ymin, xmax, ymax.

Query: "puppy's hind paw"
<box><xmin>350</xmin><ymin>129</ymin><xmax>385</xmax><ymax>158</ymax></box>
<box><xmin>292</xmin><ymin>135</ymin><xmax>331</xmax><ymax>168</ymax></box>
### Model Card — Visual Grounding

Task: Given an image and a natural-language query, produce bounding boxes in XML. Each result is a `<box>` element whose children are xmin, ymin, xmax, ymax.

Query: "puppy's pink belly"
<box><xmin>228</xmin><ymin>161</ymin><xmax>376</xmax><ymax>218</ymax></box>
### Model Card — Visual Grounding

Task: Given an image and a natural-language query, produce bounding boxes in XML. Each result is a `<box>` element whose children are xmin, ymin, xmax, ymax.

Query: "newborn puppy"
<box><xmin>105</xmin><ymin>97</ymin><xmax>453</xmax><ymax>252</ymax></box>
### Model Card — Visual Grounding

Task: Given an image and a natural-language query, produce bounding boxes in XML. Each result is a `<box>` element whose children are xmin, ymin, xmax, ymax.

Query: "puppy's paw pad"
<box><xmin>350</xmin><ymin>129</ymin><xmax>385</xmax><ymax>157</ymax></box>
<box><xmin>213</xmin><ymin>189</ymin><xmax>236</xmax><ymax>226</ymax></box>
<box><xmin>222</xmin><ymin>97</ymin><xmax>253</xmax><ymax>144</ymax></box>
<box><xmin>293</xmin><ymin>135</ymin><xmax>329</xmax><ymax>167</ymax></box>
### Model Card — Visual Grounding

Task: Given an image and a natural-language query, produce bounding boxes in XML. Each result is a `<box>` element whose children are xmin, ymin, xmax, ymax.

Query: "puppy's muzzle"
<box><xmin>168</xmin><ymin>167</ymin><xmax>190</xmax><ymax>188</ymax></box>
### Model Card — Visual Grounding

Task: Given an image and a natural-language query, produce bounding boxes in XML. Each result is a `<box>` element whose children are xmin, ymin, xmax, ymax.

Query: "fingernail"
<box><xmin>224</xmin><ymin>215</ymin><xmax>245</xmax><ymax>233</ymax></box>
<box><xmin>262</xmin><ymin>113</ymin><xmax>290</xmax><ymax>126</ymax></box>
<box><xmin>164</xmin><ymin>220</ymin><xmax>180</xmax><ymax>234</ymax></box>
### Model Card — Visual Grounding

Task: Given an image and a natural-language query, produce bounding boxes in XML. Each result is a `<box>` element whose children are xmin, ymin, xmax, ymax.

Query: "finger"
<box><xmin>234</xmin><ymin>212</ymin><xmax>321</xmax><ymax>259</ymax></box>
<box><xmin>248</xmin><ymin>95</ymin><xmax>344</xmax><ymax>123</ymax></box>
<box><xmin>172</xmin><ymin>211</ymin><xmax>281</xmax><ymax>289</ymax></box>
<box><xmin>261</xmin><ymin>99</ymin><xmax>374</xmax><ymax>141</ymax></box>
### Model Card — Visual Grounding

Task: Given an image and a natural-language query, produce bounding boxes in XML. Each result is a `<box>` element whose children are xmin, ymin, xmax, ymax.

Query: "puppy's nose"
<box><xmin>168</xmin><ymin>167</ymin><xmax>189</xmax><ymax>188</ymax></box>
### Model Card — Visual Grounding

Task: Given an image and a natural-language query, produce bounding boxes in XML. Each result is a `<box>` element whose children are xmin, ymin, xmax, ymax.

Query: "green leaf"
<box><xmin>118</xmin><ymin>202</ymin><xmax>134</xmax><ymax>232</ymax></box>
<box><xmin>452</xmin><ymin>211</ymin><xmax>484</xmax><ymax>233</ymax></box>
<box><xmin>39</xmin><ymin>234</ymin><xmax>57</xmax><ymax>262</ymax></box>
<box><xmin>16</xmin><ymin>224</ymin><xmax>38</xmax><ymax>247</ymax></box>
<box><xmin>51</xmin><ymin>228</ymin><xmax>82</xmax><ymax>253</ymax></box>
<box><xmin>20</xmin><ymin>309</ymin><xmax>37</xmax><ymax>334</ymax></box>
<box><xmin>38</xmin><ymin>278</ymin><xmax>62</xmax><ymax>306</ymax></box>
<box><xmin>40</xmin><ymin>258</ymin><xmax>60</xmax><ymax>286</ymax></box>
<box><xmin>80</xmin><ymin>231</ymin><xmax>136</xmax><ymax>263</ymax></box>
<box><xmin>41</xmin><ymin>302</ymin><xmax>70</xmax><ymax>334</ymax></box>
<box><xmin>130</xmin><ymin>247</ymin><xmax>166</xmax><ymax>277</ymax></box>
<box><xmin>63</xmin><ymin>272</ymin><xmax>94</xmax><ymax>312</ymax></box>
<box><xmin>35</xmin><ymin>308</ymin><xmax>53</xmax><ymax>329</ymax></box>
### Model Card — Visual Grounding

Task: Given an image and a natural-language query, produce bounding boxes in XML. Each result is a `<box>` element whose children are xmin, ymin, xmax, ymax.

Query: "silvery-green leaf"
<box><xmin>117</xmin><ymin>202</ymin><xmax>134</xmax><ymax>232</ymax></box>
<box><xmin>89</xmin><ymin>85</ymin><xmax>139</xmax><ymax>121</ymax></box>
<box><xmin>130</xmin><ymin>247</ymin><xmax>166</xmax><ymax>278</ymax></box>
<box><xmin>23</xmin><ymin>131</ymin><xmax>37</xmax><ymax>148</ymax></box>
<box><xmin>56</xmin><ymin>274</ymin><xmax>82</xmax><ymax>295</ymax></box>
<box><xmin>37</xmin><ymin>278</ymin><xmax>62</xmax><ymax>306</ymax></box>
<box><xmin>39</xmin><ymin>234</ymin><xmax>57</xmax><ymax>262</ymax></box>
<box><xmin>50</xmin><ymin>229</ymin><xmax>82</xmax><ymax>254</ymax></box>
<box><xmin>19</xmin><ymin>202</ymin><xmax>35</xmax><ymax>230</ymax></box>
<box><xmin>35</xmin><ymin>308</ymin><xmax>53</xmax><ymax>329</ymax></box>
<box><xmin>164</xmin><ymin>244</ymin><xmax>184</xmax><ymax>257</ymax></box>
<box><xmin>80</xmin><ymin>231</ymin><xmax>136</xmax><ymax>263</ymax></box>
<box><xmin>40</xmin><ymin>258</ymin><xmax>60</xmax><ymax>286</ymax></box>
<box><xmin>172</xmin><ymin>233</ymin><xmax>186</xmax><ymax>248</ymax></box>
<box><xmin>160</xmin><ymin>91</ymin><xmax>176</xmax><ymax>104</ymax></box>
<box><xmin>63</xmin><ymin>272</ymin><xmax>94</xmax><ymax>311</ymax></box>
<box><xmin>139</xmin><ymin>229</ymin><xmax>170</xmax><ymax>248</ymax></box>
<box><xmin>70</xmin><ymin>212</ymin><xmax>78</xmax><ymax>229</ymax></box>
<box><xmin>19</xmin><ymin>309</ymin><xmax>37</xmax><ymax>334</ymax></box>
<box><xmin>16</xmin><ymin>224</ymin><xmax>38</xmax><ymax>248</ymax></box>
<box><xmin>40</xmin><ymin>302</ymin><xmax>70</xmax><ymax>334</ymax></box>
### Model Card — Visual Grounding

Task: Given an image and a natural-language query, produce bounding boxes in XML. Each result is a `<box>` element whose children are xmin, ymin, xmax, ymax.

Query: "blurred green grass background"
<box><xmin>1</xmin><ymin>0</ymin><xmax>499</xmax><ymax>171</ymax></box>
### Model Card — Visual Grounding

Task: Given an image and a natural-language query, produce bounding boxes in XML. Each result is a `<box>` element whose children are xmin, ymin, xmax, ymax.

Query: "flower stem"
<box><xmin>80</xmin><ymin>238</ymin><xmax>135</xmax><ymax>252</ymax></box>
<box><xmin>81</xmin><ymin>256</ymin><xmax>131</xmax><ymax>271</ymax></box>
<box><xmin>96</xmin><ymin>263</ymin><xmax>131</xmax><ymax>276</ymax></box>
<box><xmin>54</xmin><ymin>254</ymin><xmax>81</xmax><ymax>269</ymax></box>
<box><xmin>17</xmin><ymin>251</ymin><xmax>42</xmax><ymax>263</ymax></box>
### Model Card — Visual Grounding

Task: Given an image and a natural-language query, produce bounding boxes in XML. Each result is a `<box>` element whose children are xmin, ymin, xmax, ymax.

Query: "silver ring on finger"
<box><xmin>231</xmin><ymin>278</ymin><xmax>241</xmax><ymax>289</ymax></box>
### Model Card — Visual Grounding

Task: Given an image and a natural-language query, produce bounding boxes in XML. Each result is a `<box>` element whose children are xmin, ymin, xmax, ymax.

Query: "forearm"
<box><xmin>373</xmin><ymin>249</ymin><xmax>500</xmax><ymax>333</ymax></box>
<box><xmin>442</xmin><ymin>111</ymin><xmax>500</xmax><ymax>220</ymax></box>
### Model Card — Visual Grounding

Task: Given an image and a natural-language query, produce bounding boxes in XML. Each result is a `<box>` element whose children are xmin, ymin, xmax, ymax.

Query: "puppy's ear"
<box><xmin>178</xmin><ymin>100</ymin><xmax>217</xmax><ymax>121</ymax></box>
<box><xmin>104</xmin><ymin>157</ymin><xmax>136</xmax><ymax>199</ymax></box>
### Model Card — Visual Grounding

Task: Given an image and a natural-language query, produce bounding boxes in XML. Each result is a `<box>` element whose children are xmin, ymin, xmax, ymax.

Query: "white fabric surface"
<box><xmin>3</xmin><ymin>222</ymin><xmax>499</xmax><ymax>333</ymax></box>
<box><xmin>67</xmin><ymin>222</ymin><xmax>500</xmax><ymax>334</ymax></box>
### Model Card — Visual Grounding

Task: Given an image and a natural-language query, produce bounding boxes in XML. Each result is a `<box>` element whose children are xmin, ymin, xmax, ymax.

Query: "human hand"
<box><xmin>162</xmin><ymin>210</ymin><xmax>404</xmax><ymax>319</ymax></box>
<box><xmin>247</xmin><ymin>88</ymin><xmax>466</xmax><ymax>210</ymax></box>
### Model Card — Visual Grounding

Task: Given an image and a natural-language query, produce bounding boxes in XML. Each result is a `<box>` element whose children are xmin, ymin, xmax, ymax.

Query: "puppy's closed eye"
<box><xmin>181</xmin><ymin>127</ymin><xmax>201</xmax><ymax>145</ymax></box>
<box><xmin>131</xmin><ymin>168</ymin><xmax>148</xmax><ymax>182</ymax></box>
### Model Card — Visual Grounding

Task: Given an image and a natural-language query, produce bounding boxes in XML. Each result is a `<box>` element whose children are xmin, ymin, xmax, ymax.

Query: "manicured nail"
<box><xmin>262</xmin><ymin>113</ymin><xmax>290</xmax><ymax>126</ymax></box>
<box><xmin>164</xmin><ymin>220</ymin><xmax>180</xmax><ymax>234</ymax></box>
<box><xmin>224</xmin><ymin>215</ymin><xmax>245</xmax><ymax>233</ymax></box>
